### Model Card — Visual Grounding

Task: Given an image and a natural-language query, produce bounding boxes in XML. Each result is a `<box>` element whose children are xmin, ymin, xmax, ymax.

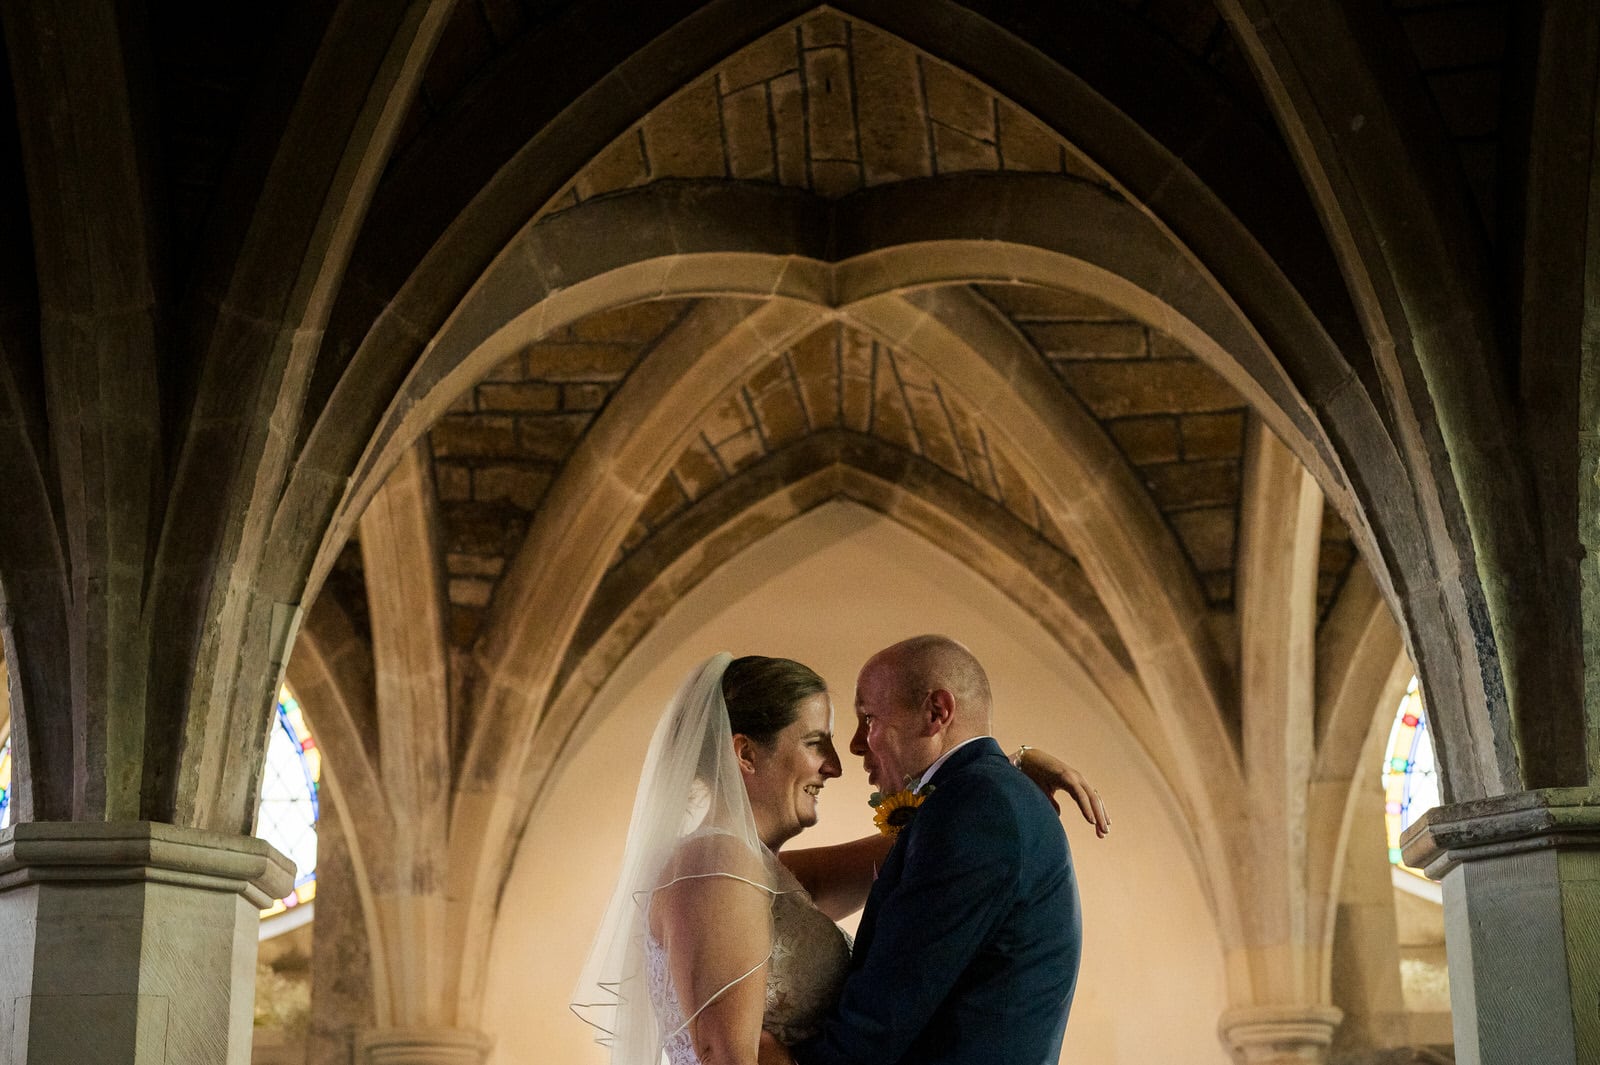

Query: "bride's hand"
<box><xmin>758</xmin><ymin>1029</ymin><xmax>795</xmax><ymax>1065</ymax></box>
<box><xmin>1016</xmin><ymin>747</ymin><xmax>1110</xmax><ymax>837</ymax></box>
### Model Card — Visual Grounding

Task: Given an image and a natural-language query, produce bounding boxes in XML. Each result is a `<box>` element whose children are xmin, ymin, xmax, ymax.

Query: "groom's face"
<box><xmin>852</xmin><ymin>658</ymin><xmax>933</xmax><ymax>792</ymax></box>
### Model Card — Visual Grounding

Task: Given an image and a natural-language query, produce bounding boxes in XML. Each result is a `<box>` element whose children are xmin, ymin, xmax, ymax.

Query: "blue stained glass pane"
<box><xmin>1382</xmin><ymin>676</ymin><xmax>1440</xmax><ymax>876</ymax></box>
<box><xmin>255</xmin><ymin>690</ymin><xmax>320</xmax><ymax>916</ymax></box>
<box><xmin>0</xmin><ymin>734</ymin><xmax>10</xmax><ymax>831</ymax></box>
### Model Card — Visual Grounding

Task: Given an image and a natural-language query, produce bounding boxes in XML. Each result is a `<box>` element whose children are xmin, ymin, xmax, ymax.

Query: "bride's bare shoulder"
<box><xmin>658</xmin><ymin>829</ymin><xmax>769</xmax><ymax>887</ymax></box>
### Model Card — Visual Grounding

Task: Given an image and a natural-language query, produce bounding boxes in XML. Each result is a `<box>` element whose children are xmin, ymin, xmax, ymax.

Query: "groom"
<box><xmin>789</xmin><ymin>635</ymin><xmax>1081</xmax><ymax>1065</ymax></box>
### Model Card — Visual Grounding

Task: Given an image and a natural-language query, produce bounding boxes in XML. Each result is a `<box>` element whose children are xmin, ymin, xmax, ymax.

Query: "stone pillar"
<box><xmin>1328</xmin><ymin>780</ymin><xmax>1409</xmax><ymax>1056</ymax></box>
<box><xmin>355</xmin><ymin>1028</ymin><xmax>492</xmax><ymax>1065</ymax></box>
<box><xmin>0</xmin><ymin>821</ymin><xmax>293</xmax><ymax>1065</ymax></box>
<box><xmin>1401</xmin><ymin>788</ymin><xmax>1600</xmax><ymax>1065</ymax></box>
<box><xmin>1219</xmin><ymin>1005</ymin><xmax>1343</xmax><ymax>1064</ymax></box>
<box><xmin>306</xmin><ymin>786</ymin><xmax>374</xmax><ymax>1065</ymax></box>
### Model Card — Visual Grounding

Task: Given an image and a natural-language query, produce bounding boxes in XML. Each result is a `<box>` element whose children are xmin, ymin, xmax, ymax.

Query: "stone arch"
<box><xmin>281</xmin><ymin>593</ymin><xmax>394</xmax><ymax>1020</ymax></box>
<box><xmin>464</xmin><ymin>436</ymin><xmax>1237</xmax><ymax>1028</ymax></box>
<box><xmin>1308</xmin><ymin>564</ymin><xmax>1412</xmax><ymax>990</ymax></box>
<box><xmin>429</xmin><ymin>286</ymin><xmax>1256</xmax><ymax>1017</ymax></box>
<box><xmin>323</xmin><ymin>176</ymin><xmax>1356</xmax><ymax>585</ymax></box>
<box><xmin>1212</xmin><ymin>0</ymin><xmax>1529</xmax><ymax>799</ymax></box>
<box><xmin>278</xmin><ymin>0</ymin><xmax>1369</xmax><ymax>628</ymax></box>
<box><xmin>257</xmin><ymin>0</ymin><xmax>1489</xmax><ymax>816</ymax></box>
<box><xmin>242</xmin><ymin>1</ymin><xmax>1504</xmax><ymax>1029</ymax></box>
<box><xmin>518</xmin><ymin>439</ymin><xmax>1207</xmax><ymax>868</ymax></box>
<box><xmin>456</xmin><ymin>277</ymin><xmax>1239</xmax><ymax>757</ymax></box>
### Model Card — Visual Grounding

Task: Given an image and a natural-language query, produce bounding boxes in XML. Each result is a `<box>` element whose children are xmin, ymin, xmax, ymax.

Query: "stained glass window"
<box><xmin>1382</xmin><ymin>676</ymin><xmax>1439</xmax><ymax>878</ymax></box>
<box><xmin>256</xmin><ymin>688</ymin><xmax>320</xmax><ymax>919</ymax></box>
<box><xmin>0</xmin><ymin>734</ymin><xmax>11</xmax><ymax>831</ymax></box>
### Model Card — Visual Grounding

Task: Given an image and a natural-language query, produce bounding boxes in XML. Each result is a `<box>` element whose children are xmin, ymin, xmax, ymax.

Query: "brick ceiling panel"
<box><xmin>430</xmin><ymin>297</ymin><xmax>695</xmax><ymax>650</ymax></box>
<box><xmin>551</xmin><ymin>11</ymin><xmax>1107</xmax><ymax>212</ymax></box>
<box><xmin>608</xmin><ymin>320</ymin><xmax>1069</xmax><ymax>580</ymax></box>
<box><xmin>1392</xmin><ymin>0</ymin><xmax>1510</xmax><ymax>240</ymax></box>
<box><xmin>976</xmin><ymin>281</ymin><xmax>1262</xmax><ymax>611</ymax></box>
<box><xmin>420</xmin><ymin>275</ymin><xmax>1362</xmax><ymax>661</ymax></box>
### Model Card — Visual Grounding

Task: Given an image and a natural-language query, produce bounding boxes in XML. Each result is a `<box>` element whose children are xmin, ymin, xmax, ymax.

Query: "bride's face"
<box><xmin>741</xmin><ymin>692</ymin><xmax>843</xmax><ymax>849</ymax></box>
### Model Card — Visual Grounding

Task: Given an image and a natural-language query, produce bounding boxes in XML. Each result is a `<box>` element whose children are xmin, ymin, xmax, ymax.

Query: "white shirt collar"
<box><xmin>914</xmin><ymin>736</ymin><xmax>988</xmax><ymax>791</ymax></box>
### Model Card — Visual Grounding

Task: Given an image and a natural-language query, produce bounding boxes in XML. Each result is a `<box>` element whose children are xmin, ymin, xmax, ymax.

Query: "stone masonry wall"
<box><xmin>549</xmin><ymin>11</ymin><xmax>1104</xmax><ymax>210</ymax></box>
<box><xmin>977</xmin><ymin>282</ymin><xmax>1357</xmax><ymax>614</ymax></box>
<box><xmin>612</xmin><ymin>319</ymin><xmax>1076</xmax><ymax>576</ymax></box>
<box><xmin>429</xmin><ymin>299</ymin><xmax>694</xmax><ymax>649</ymax></box>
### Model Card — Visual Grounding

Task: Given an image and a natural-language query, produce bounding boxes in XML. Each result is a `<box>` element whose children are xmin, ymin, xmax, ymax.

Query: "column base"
<box><xmin>1402</xmin><ymin>787</ymin><xmax>1600</xmax><ymax>1065</ymax></box>
<box><xmin>0</xmin><ymin>821</ymin><xmax>293</xmax><ymax>1065</ymax></box>
<box><xmin>1220</xmin><ymin>1004</ymin><xmax>1343</xmax><ymax>1064</ymax></box>
<box><xmin>356</xmin><ymin>1028</ymin><xmax>493</xmax><ymax>1065</ymax></box>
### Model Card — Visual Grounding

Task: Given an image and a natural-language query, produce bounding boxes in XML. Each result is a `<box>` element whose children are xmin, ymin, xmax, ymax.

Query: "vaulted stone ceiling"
<box><xmin>548</xmin><ymin>12</ymin><xmax>1105</xmax><ymax>204</ymax></box>
<box><xmin>305</xmin><ymin>8</ymin><xmax>1367</xmax><ymax>665</ymax></box>
<box><xmin>417</xmin><ymin>301</ymin><xmax>1097</xmax><ymax>656</ymax></box>
<box><xmin>374</xmin><ymin>0</ymin><xmax>1510</xmax><ymax>240</ymax></box>
<box><xmin>323</xmin><ymin>282</ymin><xmax>1358</xmax><ymax>692</ymax></box>
<box><xmin>368</xmin><ymin>271</ymin><xmax>1359</xmax><ymax>643</ymax></box>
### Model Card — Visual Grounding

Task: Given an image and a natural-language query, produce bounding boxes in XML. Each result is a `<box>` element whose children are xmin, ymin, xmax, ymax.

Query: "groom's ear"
<box><xmin>924</xmin><ymin>688</ymin><xmax>956</xmax><ymax>734</ymax></box>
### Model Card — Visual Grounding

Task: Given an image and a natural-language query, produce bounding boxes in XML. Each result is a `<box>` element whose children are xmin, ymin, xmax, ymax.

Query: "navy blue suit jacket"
<box><xmin>794</xmin><ymin>737</ymin><xmax>1081</xmax><ymax>1065</ymax></box>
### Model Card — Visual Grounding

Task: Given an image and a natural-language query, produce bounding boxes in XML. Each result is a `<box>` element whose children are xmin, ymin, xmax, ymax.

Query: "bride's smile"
<box><xmin>736</xmin><ymin>691</ymin><xmax>843</xmax><ymax>851</ymax></box>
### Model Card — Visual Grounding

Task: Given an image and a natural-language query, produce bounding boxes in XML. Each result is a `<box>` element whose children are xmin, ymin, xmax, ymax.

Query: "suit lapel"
<box><xmin>849</xmin><ymin>739</ymin><xmax>1004</xmax><ymax>969</ymax></box>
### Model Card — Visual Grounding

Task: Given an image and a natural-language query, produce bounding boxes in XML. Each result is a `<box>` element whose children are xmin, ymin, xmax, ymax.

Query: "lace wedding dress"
<box><xmin>646</xmin><ymin>861</ymin><xmax>852</xmax><ymax>1064</ymax></box>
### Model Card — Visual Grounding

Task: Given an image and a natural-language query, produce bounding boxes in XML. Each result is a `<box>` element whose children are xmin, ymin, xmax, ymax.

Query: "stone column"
<box><xmin>355</xmin><ymin>1028</ymin><xmax>493</xmax><ymax>1065</ymax></box>
<box><xmin>1401</xmin><ymin>788</ymin><xmax>1600</xmax><ymax>1065</ymax></box>
<box><xmin>0</xmin><ymin>821</ymin><xmax>293</xmax><ymax>1065</ymax></box>
<box><xmin>1219</xmin><ymin>1005</ymin><xmax>1343</xmax><ymax>1064</ymax></box>
<box><xmin>306</xmin><ymin>786</ymin><xmax>374</xmax><ymax>1065</ymax></box>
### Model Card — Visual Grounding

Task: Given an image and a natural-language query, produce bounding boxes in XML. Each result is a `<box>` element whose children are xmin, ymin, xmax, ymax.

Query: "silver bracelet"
<box><xmin>1010</xmin><ymin>744</ymin><xmax>1033</xmax><ymax>769</ymax></box>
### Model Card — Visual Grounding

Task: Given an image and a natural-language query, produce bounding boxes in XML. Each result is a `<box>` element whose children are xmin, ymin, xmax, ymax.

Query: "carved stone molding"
<box><xmin>1221</xmin><ymin>1004</ymin><xmax>1344</xmax><ymax>1065</ymax></box>
<box><xmin>357</xmin><ymin>1027</ymin><xmax>494</xmax><ymax>1065</ymax></box>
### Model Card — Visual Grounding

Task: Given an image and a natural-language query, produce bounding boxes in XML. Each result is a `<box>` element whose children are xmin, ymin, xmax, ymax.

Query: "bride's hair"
<box><xmin>721</xmin><ymin>655</ymin><xmax>826</xmax><ymax>745</ymax></box>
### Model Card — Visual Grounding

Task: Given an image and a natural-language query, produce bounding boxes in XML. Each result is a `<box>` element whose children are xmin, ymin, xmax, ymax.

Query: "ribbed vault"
<box><xmin>1</xmin><ymin>0</ymin><xmax>1585</xmax><ymax>1057</ymax></box>
<box><xmin>271</xmin><ymin>11</ymin><xmax>1414</xmax><ymax>1025</ymax></box>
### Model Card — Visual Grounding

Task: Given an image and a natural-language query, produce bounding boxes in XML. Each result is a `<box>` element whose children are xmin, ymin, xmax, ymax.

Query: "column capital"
<box><xmin>1219</xmin><ymin>1004</ymin><xmax>1343</xmax><ymax>1064</ymax></box>
<box><xmin>0</xmin><ymin>819</ymin><xmax>294</xmax><ymax>906</ymax></box>
<box><xmin>1399</xmin><ymin>787</ymin><xmax>1600</xmax><ymax>879</ymax></box>
<box><xmin>357</xmin><ymin>1027</ymin><xmax>494</xmax><ymax>1065</ymax></box>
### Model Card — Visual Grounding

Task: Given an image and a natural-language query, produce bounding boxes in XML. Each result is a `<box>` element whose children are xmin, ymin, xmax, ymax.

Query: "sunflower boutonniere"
<box><xmin>868</xmin><ymin>781</ymin><xmax>934</xmax><ymax>839</ymax></box>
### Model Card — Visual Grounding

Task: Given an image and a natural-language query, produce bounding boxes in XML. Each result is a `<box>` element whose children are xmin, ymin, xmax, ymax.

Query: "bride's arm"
<box><xmin>1013</xmin><ymin>746</ymin><xmax>1111</xmax><ymax>837</ymax></box>
<box><xmin>780</xmin><ymin>747</ymin><xmax>1109</xmax><ymax>918</ymax></box>
<box><xmin>652</xmin><ymin>843</ymin><xmax>776</xmax><ymax>1065</ymax></box>
<box><xmin>759</xmin><ymin>1029</ymin><xmax>796</xmax><ymax>1065</ymax></box>
<box><xmin>778</xmin><ymin>834</ymin><xmax>893</xmax><ymax>921</ymax></box>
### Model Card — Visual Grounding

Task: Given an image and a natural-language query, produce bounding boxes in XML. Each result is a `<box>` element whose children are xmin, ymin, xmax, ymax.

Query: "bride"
<box><xmin>573</xmin><ymin>653</ymin><xmax>1106</xmax><ymax>1065</ymax></box>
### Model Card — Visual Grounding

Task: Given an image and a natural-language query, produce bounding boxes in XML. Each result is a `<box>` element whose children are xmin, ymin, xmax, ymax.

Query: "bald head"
<box><xmin>871</xmin><ymin>635</ymin><xmax>992</xmax><ymax>732</ymax></box>
<box><xmin>852</xmin><ymin>635</ymin><xmax>992</xmax><ymax>789</ymax></box>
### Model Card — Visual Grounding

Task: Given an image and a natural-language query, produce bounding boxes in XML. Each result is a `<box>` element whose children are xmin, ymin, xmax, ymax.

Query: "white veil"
<box><xmin>572</xmin><ymin>652</ymin><xmax>784</xmax><ymax>1063</ymax></box>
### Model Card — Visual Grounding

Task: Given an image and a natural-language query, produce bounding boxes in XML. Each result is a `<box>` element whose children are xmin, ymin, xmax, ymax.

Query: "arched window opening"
<box><xmin>255</xmin><ymin>687</ymin><xmax>321</xmax><ymax>921</ymax></box>
<box><xmin>1382</xmin><ymin>675</ymin><xmax>1440</xmax><ymax>881</ymax></box>
<box><xmin>0</xmin><ymin>691</ymin><xmax>318</xmax><ymax>922</ymax></box>
<box><xmin>0</xmin><ymin>735</ymin><xmax>10</xmax><ymax>830</ymax></box>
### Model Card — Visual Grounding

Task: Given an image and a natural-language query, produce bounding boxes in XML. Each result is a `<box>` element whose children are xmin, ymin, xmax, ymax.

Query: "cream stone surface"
<box><xmin>12</xmin><ymin>3</ymin><xmax>1596</xmax><ymax>1062</ymax></box>
<box><xmin>0</xmin><ymin>822</ymin><xmax>291</xmax><ymax>1065</ymax></box>
<box><xmin>482</xmin><ymin>502</ymin><xmax>1229</xmax><ymax>1065</ymax></box>
<box><xmin>356</xmin><ymin>1028</ymin><xmax>492</xmax><ymax>1065</ymax></box>
<box><xmin>1403</xmin><ymin>790</ymin><xmax>1600</xmax><ymax>1064</ymax></box>
<box><xmin>1220</xmin><ymin>1005</ymin><xmax>1344</xmax><ymax>1065</ymax></box>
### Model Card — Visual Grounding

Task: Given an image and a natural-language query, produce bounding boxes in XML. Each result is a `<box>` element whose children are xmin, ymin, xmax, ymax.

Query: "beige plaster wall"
<box><xmin>481</xmin><ymin>501</ymin><xmax>1230</xmax><ymax>1064</ymax></box>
